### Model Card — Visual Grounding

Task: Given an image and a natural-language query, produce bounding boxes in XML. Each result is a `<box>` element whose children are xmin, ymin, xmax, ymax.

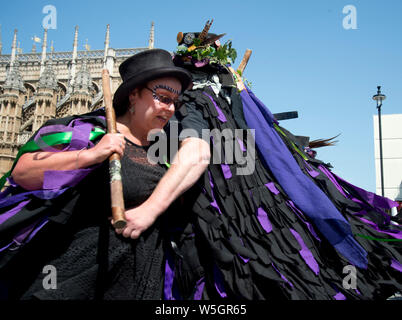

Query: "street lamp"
<box><xmin>372</xmin><ymin>86</ymin><xmax>386</xmax><ymax>197</ymax></box>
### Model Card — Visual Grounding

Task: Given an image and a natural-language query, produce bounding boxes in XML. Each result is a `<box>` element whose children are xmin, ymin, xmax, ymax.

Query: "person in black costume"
<box><xmin>162</xmin><ymin>22</ymin><xmax>402</xmax><ymax>300</ymax></box>
<box><xmin>0</xmin><ymin>49</ymin><xmax>210</xmax><ymax>300</ymax></box>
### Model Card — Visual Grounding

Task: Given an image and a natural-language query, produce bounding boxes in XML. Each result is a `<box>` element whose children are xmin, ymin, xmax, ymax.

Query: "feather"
<box><xmin>198</xmin><ymin>19</ymin><xmax>214</xmax><ymax>43</ymax></box>
<box><xmin>309</xmin><ymin>134</ymin><xmax>340</xmax><ymax>149</ymax></box>
<box><xmin>177</xmin><ymin>32</ymin><xmax>184</xmax><ymax>44</ymax></box>
<box><xmin>203</xmin><ymin>33</ymin><xmax>226</xmax><ymax>46</ymax></box>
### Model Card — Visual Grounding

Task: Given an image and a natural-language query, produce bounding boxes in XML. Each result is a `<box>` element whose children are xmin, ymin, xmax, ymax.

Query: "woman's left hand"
<box><xmin>112</xmin><ymin>203</ymin><xmax>158</xmax><ymax>239</ymax></box>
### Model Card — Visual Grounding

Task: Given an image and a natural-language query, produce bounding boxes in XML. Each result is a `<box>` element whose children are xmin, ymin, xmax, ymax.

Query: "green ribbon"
<box><xmin>274</xmin><ymin>124</ymin><xmax>308</xmax><ymax>161</ymax></box>
<box><xmin>163</xmin><ymin>155</ymin><xmax>171</xmax><ymax>168</ymax></box>
<box><xmin>355</xmin><ymin>234</ymin><xmax>402</xmax><ymax>242</ymax></box>
<box><xmin>0</xmin><ymin>127</ymin><xmax>105</xmax><ymax>189</ymax></box>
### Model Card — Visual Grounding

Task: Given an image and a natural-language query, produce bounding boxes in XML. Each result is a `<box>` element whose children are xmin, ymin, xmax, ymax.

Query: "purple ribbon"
<box><xmin>236</xmin><ymin>138</ymin><xmax>246</xmax><ymax>152</ymax></box>
<box><xmin>334</xmin><ymin>292</ymin><xmax>347</xmax><ymax>300</ymax></box>
<box><xmin>390</xmin><ymin>259</ymin><xmax>402</xmax><ymax>272</ymax></box>
<box><xmin>271</xmin><ymin>263</ymin><xmax>294</xmax><ymax>288</ymax></box>
<box><xmin>208</xmin><ymin>171</ymin><xmax>222</xmax><ymax>215</ymax></box>
<box><xmin>69</xmin><ymin>119</ymin><xmax>95</xmax><ymax>149</ymax></box>
<box><xmin>193</xmin><ymin>277</ymin><xmax>206</xmax><ymax>300</ymax></box>
<box><xmin>43</xmin><ymin>168</ymin><xmax>94</xmax><ymax>190</ymax></box>
<box><xmin>357</xmin><ymin>215</ymin><xmax>402</xmax><ymax>239</ymax></box>
<box><xmin>237</xmin><ymin>254</ymin><xmax>250</xmax><ymax>264</ymax></box>
<box><xmin>256</xmin><ymin>207</ymin><xmax>272</xmax><ymax>233</ymax></box>
<box><xmin>202</xmin><ymin>92</ymin><xmax>227</xmax><ymax>123</ymax></box>
<box><xmin>265</xmin><ymin>182</ymin><xmax>280</xmax><ymax>195</ymax></box>
<box><xmin>221</xmin><ymin>164</ymin><xmax>232</xmax><ymax>179</ymax></box>
<box><xmin>317</xmin><ymin>165</ymin><xmax>349</xmax><ymax>198</ymax></box>
<box><xmin>289</xmin><ymin>228</ymin><xmax>320</xmax><ymax>275</ymax></box>
<box><xmin>24</xmin><ymin>218</ymin><xmax>49</xmax><ymax>243</ymax></box>
<box><xmin>34</xmin><ymin>119</ymin><xmax>94</xmax><ymax>153</ymax></box>
<box><xmin>13</xmin><ymin>217</ymin><xmax>48</xmax><ymax>245</ymax></box>
<box><xmin>303</xmin><ymin>160</ymin><xmax>320</xmax><ymax>178</ymax></box>
<box><xmin>0</xmin><ymin>241</ymin><xmax>14</xmax><ymax>253</ymax></box>
<box><xmin>213</xmin><ymin>265</ymin><xmax>227</xmax><ymax>298</ymax></box>
<box><xmin>333</xmin><ymin>170</ymin><xmax>398</xmax><ymax>210</ymax></box>
<box><xmin>0</xmin><ymin>187</ymin><xmax>71</xmax><ymax>226</ymax></box>
<box><xmin>319</xmin><ymin>165</ymin><xmax>395</xmax><ymax>224</ymax></box>
<box><xmin>0</xmin><ymin>217</ymin><xmax>49</xmax><ymax>253</ymax></box>
<box><xmin>287</xmin><ymin>200</ymin><xmax>321</xmax><ymax>242</ymax></box>
<box><xmin>0</xmin><ymin>199</ymin><xmax>31</xmax><ymax>224</ymax></box>
<box><xmin>164</xmin><ymin>254</ymin><xmax>175</xmax><ymax>300</ymax></box>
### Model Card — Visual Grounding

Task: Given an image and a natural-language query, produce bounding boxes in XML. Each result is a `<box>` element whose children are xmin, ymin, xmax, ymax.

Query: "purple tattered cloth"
<box><xmin>0</xmin><ymin>118</ymin><xmax>103</xmax><ymax>252</ymax></box>
<box><xmin>318</xmin><ymin>165</ymin><xmax>402</xmax><ymax>240</ymax></box>
<box><xmin>240</xmin><ymin>88</ymin><xmax>369</xmax><ymax>269</ymax></box>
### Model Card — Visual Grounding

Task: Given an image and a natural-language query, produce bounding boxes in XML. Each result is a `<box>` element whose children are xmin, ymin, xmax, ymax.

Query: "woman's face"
<box><xmin>128</xmin><ymin>77</ymin><xmax>182</xmax><ymax>133</ymax></box>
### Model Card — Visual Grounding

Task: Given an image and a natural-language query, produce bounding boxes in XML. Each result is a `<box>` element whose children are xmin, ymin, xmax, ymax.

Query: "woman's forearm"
<box><xmin>11</xmin><ymin>133</ymin><xmax>126</xmax><ymax>190</ymax></box>
<box><xmin>11</xmin><ymin>149</ymin><xmax>96</xmax><ymax>190</ymax></box>
<box><xmin>144</xmin><ymin>137</ymin><xmax>210</xmax><ymax>216</ymax></box>
<box><xmin>118</xmin><ymin>137</ymin><xmax>210</xmax><ymax>239</ymax></box>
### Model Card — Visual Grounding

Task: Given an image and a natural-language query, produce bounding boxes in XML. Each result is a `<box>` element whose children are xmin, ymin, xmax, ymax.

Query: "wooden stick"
<box><xmin>102</xmin><ymin>69</ymin><xmax>127</xmax><ymax>229</ymax></box>
<box><xmin>237</xmin><ymin>49</ymin><xmax>252</xmax><ymax>74</ymax></box>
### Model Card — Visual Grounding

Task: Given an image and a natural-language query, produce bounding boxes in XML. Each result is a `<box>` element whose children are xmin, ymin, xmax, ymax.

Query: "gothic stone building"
<box><xmin>0</xmin><ymin>23</ymin><xmax>155</xmax><ymax>178</ymax></box>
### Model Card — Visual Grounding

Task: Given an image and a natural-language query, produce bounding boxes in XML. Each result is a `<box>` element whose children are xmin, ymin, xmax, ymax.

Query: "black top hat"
<box><xmin>113</xmin><ymin>49</ymin><xmax>192</xmax><ymax>115</ymax></box>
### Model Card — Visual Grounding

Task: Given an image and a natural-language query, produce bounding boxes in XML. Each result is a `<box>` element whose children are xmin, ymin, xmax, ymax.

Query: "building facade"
<box><xmin>373</xmin><ymin>113</ymin><xmax>402</xmax><ymax>203</ymax></box>
<box><xmin>0</xmin><ymin>23</ymin><xmax>155</xmax><ymax>178</ymax></box>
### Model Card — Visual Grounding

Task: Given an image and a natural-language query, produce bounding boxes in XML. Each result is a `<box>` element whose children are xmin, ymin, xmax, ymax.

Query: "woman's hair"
<box><xmin>115</xmin><ymin>84</ymin><xmax>146</xmax><ymax>117</ymax></box>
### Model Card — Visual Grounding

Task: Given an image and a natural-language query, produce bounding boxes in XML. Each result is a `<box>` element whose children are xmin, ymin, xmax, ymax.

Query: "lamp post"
<box><xmin>372</xmin><ymin>86</ymin><xmax>386</xmax><ymax>197</ymax></box>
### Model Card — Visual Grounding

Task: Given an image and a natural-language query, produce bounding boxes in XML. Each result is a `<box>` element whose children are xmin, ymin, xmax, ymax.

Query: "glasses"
<box><xmin>144</xmin><ymin>87</ymin><xmax>183</xmax><ymax>110</ymax></box>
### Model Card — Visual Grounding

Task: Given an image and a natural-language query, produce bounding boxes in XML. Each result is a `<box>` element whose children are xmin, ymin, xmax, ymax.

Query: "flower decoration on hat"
<box><xmin>183</xmin><ymin>33</ymin><xmax>195</xmax><ymax>45</ymax></box>
<box><xmin>174</xmin><ymin>19</ymin><xmax>237</xmax><ymax>67</ymax></box>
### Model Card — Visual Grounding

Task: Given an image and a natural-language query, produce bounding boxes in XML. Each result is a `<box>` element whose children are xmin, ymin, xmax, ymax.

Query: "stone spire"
<box><xmin>69</xmin><ymin>46</ymin><xmax>92</xmax><ymax>115</ymax></box>
<box><xmin>38</xmin><ymin>55</ymin><xmax>57</xmax><ymax>90</ymax></box>
<box><xmin>10</xmin><ymin>29</ymin><xmax>17</xmax><ymax>68</ymax></box>
<box><xmin>40</xmin><ymin>28</ymin><xmax>48</xmax><ymax>76</ymax></box>
<box><xmin>4</xmin><ymin>30</ymin><xmax>25</xmax><ymax>92</ymax></box>
<box><xmin>72</xmin><ymin>49</ymin><xmax>92</xmax><ymax>93</ymax></box>
<box><xmin>148</xmin><ymin>21</ymin><xmax>155</xmax><ymax>49</ymax></box>
<box><xmin>69</xmin><ymin>26</ymin><xmax>79</xmax><ymax>90</ymax></box>
<box><xmin>34</xmin><ymin>49</ymin><xmax>58</xmax><ymax>132</ymax></box>
<box><xmin>4</xmin><ymin>59</ymin><xmax>25</xmax><ymax>92</ymax></box>
<box><xmin>0</xmin><ymin>30</ymin><xmax>25</xmax><ymax>162</ymax></box>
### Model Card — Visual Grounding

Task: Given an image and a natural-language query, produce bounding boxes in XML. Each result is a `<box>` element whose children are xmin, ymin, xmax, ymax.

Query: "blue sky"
<box><xmin>1</xmin><ymin>0</ymin><xmax>401</xmax><ymax>193</ymax></box>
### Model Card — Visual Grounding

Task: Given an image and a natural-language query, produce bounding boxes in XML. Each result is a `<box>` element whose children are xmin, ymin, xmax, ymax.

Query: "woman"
<box><xmin>0</xmin><ymin>49</ymin><xmax>192</xmax><ymax>300</ymax></box>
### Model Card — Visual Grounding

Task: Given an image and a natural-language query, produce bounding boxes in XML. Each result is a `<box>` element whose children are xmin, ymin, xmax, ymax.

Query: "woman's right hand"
<box><xmin>86</xmin><ymin>133</ymin><xmax>126</xmax><ymax>164</ymax></box>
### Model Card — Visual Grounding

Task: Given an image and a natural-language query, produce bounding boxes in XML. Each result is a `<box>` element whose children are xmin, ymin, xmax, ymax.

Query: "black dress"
<box><xmin>0</xmin><ymin>138</ymin><xmax>168</xmax><ymax>300</ymax></box>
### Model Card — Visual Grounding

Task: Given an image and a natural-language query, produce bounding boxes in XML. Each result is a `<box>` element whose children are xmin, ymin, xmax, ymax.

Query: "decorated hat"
<box><xmin>113</xmin><ymin>49</ymin><xmax>192</xmax><ymax>115</ymax></box>
<box><xmin>177</xmin><ymin>20</ymin><xmax>226</xmax><ymax>50</ymax></box>
<box><xmin>174</xmin><ymin>20</ymin><xmax>237</xmax><ymax>67</ymax></box>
